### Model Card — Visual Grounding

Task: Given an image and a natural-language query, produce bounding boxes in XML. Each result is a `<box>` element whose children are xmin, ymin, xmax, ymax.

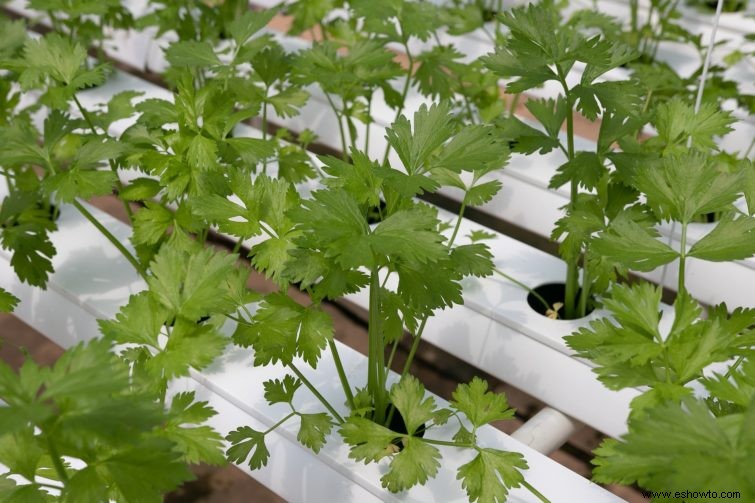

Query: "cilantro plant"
<box><xmin>215</xmin><ymin>105</ymin><xmax>551</xmax><ymax>501</ymax></box>
<box><xmin>565</xmin><ymin>102</ymin><xmax>755</xmax><ymax>496</ymax></box>
<box><xmin>482</xmin><ymin>2</ymin><xmax>644</xmax><ymax>319</ymax></box>
<box><xmin>26</xmin><ymin>0</ymin><xmax>135</xmax><ymax>64</ymax></box>
<box><xmin>0</xmin><ymin>336</ymin><xmax>218</xmax><ymax>502</ymax></box>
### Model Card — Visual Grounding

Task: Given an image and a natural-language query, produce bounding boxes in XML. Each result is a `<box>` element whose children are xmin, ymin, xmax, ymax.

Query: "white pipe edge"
<box><xmin>511</xmin><ymin>407</ymin><xmax>581</xmax><ymax>455</ymax></box>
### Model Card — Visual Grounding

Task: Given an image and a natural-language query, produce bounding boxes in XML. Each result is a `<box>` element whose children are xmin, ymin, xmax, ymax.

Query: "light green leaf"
<box><xmin>688</xmin><ymin>213</ymin><xmax>755</xmax><ymax>262</ymax></box>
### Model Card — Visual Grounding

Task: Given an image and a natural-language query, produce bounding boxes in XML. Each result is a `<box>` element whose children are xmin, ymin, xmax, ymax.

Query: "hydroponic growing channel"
<box><xmin>0</xmin><ymin>0</ymin><xmax>753</xmax><ymax>502</ymax></box>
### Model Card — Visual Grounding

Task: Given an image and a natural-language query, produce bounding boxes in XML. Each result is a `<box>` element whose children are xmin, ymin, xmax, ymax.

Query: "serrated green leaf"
<box><xmin>464</xmin><ymin>180</ymin><xmax>502</xmax><ymax>206</ymax></box>
<box><xmin>340</xmin><ymin>416</ymin><xmax>397</xmax><ymax>463</ymax></box>
<box><xmin>0</xmin><ymin>288</ymin><xmax>19</xmax><ymax>312</ymax></box>
<box><xmin>165</xmin><ymin>41</ymin><xmax>221</xmax><ymax>67</ymax></box>
<box><xmin>264</xmin><ymin>375</ymin><xmax>301</xmax><ymax>405</ymax></box>
<box><xmin>386</xmin><ymin>103</ymin><xmax>455</xmax><ymax>174</ymax></box>
<box><xmin>591</xmin><ymin>214</ymin><xmax>678</xmax><ymax>272</ymax></box>
<box><xmin>389</xmin><ymin>375</ymin><xmax>437</xmax><ymax>436</ymax></box>
<box><xmin>147</xmin><ymin>245</ymin><xmax>238</xmax><ymax>321</ymax></box>
<box><xmin>450</xmin><ymin>244</ymin><xmax>494</xmax><ymax>278</ymax></box>
<box><xmin>451</xmin><ymin>377</ymin><xmax>515</xmax><ymax>428</ymax></box>
<box><xmin>381</xmin><ymin>437</ymin><xmax>441</xmax><ymax>493</ymax></box>
<box><xmin>457</xmin><ymin>448</ymin><xmax>528</xmax><ymax>503</ymax></box>
<box><xmin>226</xmin><ymin>426</ymin><xmax>269</xmax><ymax>469</ymax></box>
<box><xmin>688</xmin><ymin>213</ymin><xmax>755</xmax><ymax>262</ymax></box>
<box><xmin>297</xmin><ymin>413</ymin><xmax>332</xmax><ymax>453</ymax></box>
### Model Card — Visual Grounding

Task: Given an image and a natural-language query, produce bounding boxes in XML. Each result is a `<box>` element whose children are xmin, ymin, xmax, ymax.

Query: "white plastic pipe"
<box><xmin>511</xmin><ymin>407</ymin><xmax>581</xmax><ymax>455</ymax></box>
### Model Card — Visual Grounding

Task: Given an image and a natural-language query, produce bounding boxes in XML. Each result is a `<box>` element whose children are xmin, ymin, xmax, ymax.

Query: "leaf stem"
<box><xmin>287</xmin><ymin>361</ymin><xmax>344</xmax><ymax>424</ymax></box>
<box><xmin>324</xmin><ymin>92</ymin><xmax>349</xmax><ymax>160</ymax></box>
<box><xmin>447</xmin><ymin>202</ymin><xmax>466</xmax><ymax>247</ymax></box>
<box><xmin>557</xmin><ymin>73</ymin><xmax>579</xmax><ymax>319</ymax></box>
<box><xmin>678</xmin><ymin>221</ymin><xmax>688</xmax><ymax>295</ymax></box>
<box><xmin>44</xmin><ymin>433</ymin><xmax>69</xmax><ymax>484</ymax></box>
<box><xmin>264</xmin><ymin>411</ymin><xmax>296</xmax><ymax>435</ymax></box>
<box><xmin>367</xmin><ymin>265</ymin><xmax>387</xmax><ymax>424</ymax></box>
<box><xmin>262</xmin><ymin>86</ymin><xmax>269</xmax><ymax>174</ymax></box>
<box><xmin>72</xmin><ymin>199</ymin><xmax>147</xmax><ymax>280</ymax></box>
<box><xmin>328</xmin><ymin>339</ymin><xmax>355</xmax><ymax>411</ymax></box>
<box><xmin>493</xmin><ymin>267</ymin><xmax>550</xmax><ymax>314</ymax></box>
<box><xmin>420</xmin><ymin>437</ymin><xmax>471</xmax><ymax>448</ymax></box>
<box><xmin>71</xmin><ymin>94</ymin><xmax>133</xmax><ymax>222</ymax></box>
<box><xmin>382</xmin><ymin>39</ymin><xmax>414</xmax><ymax>166</ymax></box>
<box><xmin>521</xmin><ymin>480</ymin><xmax>551</xmax><ymax>503</ymax></box>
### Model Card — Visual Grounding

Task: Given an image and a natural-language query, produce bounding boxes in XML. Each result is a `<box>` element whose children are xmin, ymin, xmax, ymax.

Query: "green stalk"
<box><xmin>367</xmin><ymin>265</ymin><xmax>387</xmax><ymax>424</ymax></box>
<box><xmin>328</xmin><ymin>339</ymin><xmax>355</xmax><ymax>411</ymax></box>
<box><xmin>558</xmin><ymin>75</ymin><xmax>579</xmax><ymax>320</ymax></box>
<box><xmin>364</xmin><ymin>93</ymin><xmax>373</xmax><ymax>153</ymax></box>
<box><xmin>287</xmin><ymin>362</ymin><xmax>344</xmax><ymax>423</ymax></box>
<box><xmin>324</xmin><ymin>93</ymin><xmax>349</xmax><ymax>160</ymax></box>
<box><xmin>678</xmin><ymin>222</ymin><xmax>688</xmax><ymax>295</ymax></box>
<box><xmin>72</xmin><ymin>199</ymin><xmax>147</xmax><ymax>280</ymax></box>
<box><xmin>522</xmin><ymin>480</ymin><xmax>551</xmax><ymax>503</ymax></box>
<box><xmin>577</xmin><ymin>262</ymin><xmax>591</xmax><ymax>318</ymax></box>
<box><xmin>44</xmin><ymin>433</ymin><xmax>69</xmax><ymax>485</ymax></box>
<box><xmin>493</xmin><ymin>267</ymin><xmax>551</xmax><ymax>314</ymax></box>
<box><xmin>382</xmin><ymin>39</ymin><xmax>414</xmax><ymax>165</ymax></box>
<box><xmin>264</xmin><ymin>411</ymin><xmax>296</xmax><ymax>435</ymax></box>
<box><xmin>71</xmin><ymin>95</ymin><xmax>133</xmax><ymax>222</ymax></box>
<box><xmin>262</xmin><ymin>85</ymin><xmax>269</xmax><ymax>174</ymax></box>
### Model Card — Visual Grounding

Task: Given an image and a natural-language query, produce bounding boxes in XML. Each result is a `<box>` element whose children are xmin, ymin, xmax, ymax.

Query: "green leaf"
<box><xmin>297</xmin><ymin>413</ymin><xmax>332</xmax><ymax>453</ymax></box>
<box><xmin>268</xmin><ymin>87</ymin><xmax>309</xmax><ymax>118</ymax></box>
<box><xmin>385</xmin><ymin>103</ymin><xmax>455</xmax><ymax>174</ymax></box>
<box><xmin>653</xmin><ymin>98</ymin><xmax>735</xmax><ymax>151</ymax></box>
<box><xmin>43</xmin><ymin>169</ymin><xmax>118</xmax><ymax>203</ymax></box>
<box><xmin>389</xmin><ymin>375</ymin><xmax>437</xmax><ymax>436</ymax></box>
<box><xmin>99</xmin><ymin>439</ymin><xmax>193</xmax><ymax>502</ymax></box>
<box><xmin>131</xmin><ymin>202</ymin><xmax>174</xmax><ymax>246</ymax></box>
<box><xmin>340</xmin><ymin>416</ymin><xmax>397</xmax><ymax>463</ymax></box>
<box><xmin>147</xmin><ymin>245</ymin><xmax>238</xmax><ymax>321</ymax></box>
<box><xmin>0</xmin><ymin>195</ymin><xmax>56</xmax><ymax>288</ymax></box>
<box><xmin>228</xmin><ymin>9</ymin><xmax>276</xmax><ymax>46</ymax></box>
<box><xmin>234</xmin><ymin>294</ymin><xmax>333</xmax><ymax>367</ymax></box>
<box><xmin>371</xmin><ymin>207</ymin><xmax>447</xmax><ymax>266</ymax></box>
<box><xmin>226</xmin><ymin>426</ymin><xmax>270</xmax><ymax>469</ymax></box>
<box><xmin>450</xmin><ymin>244</ymin><xmax>494</xmax><ymax>278</ymax></box>
<box><xmin>688</xmin><ymin>213</ymin><xmax>755</xmax><ymax>262</ymax></box>
<box><xmin>98</xmin><ymin>291</ymin><xmax>166</xmax><ymax>348</ymax></box>
<box><xmin>381</xmin><ymin>437</ymin><xmax>441</xmax><ymax>493</ymax></box>
<box><xmin>120</xmin><ymin>178</ymin><xmax>161</xmax><ymax>202</ymax></box>
<box><xmin>451</xmin><ymin>377</ymin><xmax>515</xmax><ymax>428</ymax></box>
<box><xmin>633</xmin><ymin>152</ymin><xmax>741</xmax><ymax>223</ymax></box>
<box><xmin>186</xmin><ymin>134</ymin><xmax>218</xmax><ymax>171</ymax></box>
<box><xmin>263</xmin><ymin>375</ymin><xmax>301</xmax><ymax>405</ymax></box>
<box><xmin>592</xmin><ymin>398</ymin><xmax>755</xmax><ymax>499</ymax></box>
<box><xmin>464</xmin><ymin>180</ymin><xmax>502</xmax><ymax>206</ymax></box>
<box><xmin>549</xmin><ymin>152</ymin><xmax>606</xmax><ymax>191</ymax></box>
<box><xmin>591</xmin><ymin>214</ymin><xmax>678</xmax><ymax>272</ymax></box>
<box><xmin>525</xmin><ymin>97</ymin><xmax>568</xmax><ymax>139</ymax></box>
<box><xmin>432</xmin><ymin>125</ymin><xmax>509</xmax><ymax>175</ymax></box>
<box><xmin>165</xmin><ymin>41</ymin><xmax>221</xmax><ymax>67</ymax></box>
<box><xmin>149</xmin><ymin>323</ymin><xmax>228</xmax><ymax>378</ymax></box>
<box><xmin>0</xmin><ymin>288</ymin><xmax>19</xmax><ymax>312</ymax></box>
<box><xmin>291</xmin><ymin>189</ymin><xmax>371</xmax><ymax>269</ymax></box>
<box><xmin>457</xmin><ymin>448</ymin><xmax>528</xmax><ymax>503</ymax></box>
<box><xmin>23</xmin><ymin>33</ymin><xmax>87</xmax><ymax>85</ymax></box>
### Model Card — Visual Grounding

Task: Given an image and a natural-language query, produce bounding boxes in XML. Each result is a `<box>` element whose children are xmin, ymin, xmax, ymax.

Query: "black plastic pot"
<box><xmin>526</xmin><ymin>282</ymin><xmax>594</xmax><ymax>319</ymax></box>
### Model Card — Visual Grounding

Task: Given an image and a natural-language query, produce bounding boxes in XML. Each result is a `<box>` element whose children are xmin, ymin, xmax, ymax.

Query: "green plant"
<box><xmin>565</xmin><ymin>101</ymin><xmax>755</xmax><ymax>497</ymax></box>
<box><xmin>27</xmin><ymin>0</ymin><xmax>134</xmax><ymax>64</ymax></box>
<box><xmin>0</xmin><ymin>336</ymin><xmax>218</xmax><ymax>501</ymax></box>
<box><xmin>482</xmin><ymin>1</ymin><xmax>645</xmax><ymax>319</ymax></box>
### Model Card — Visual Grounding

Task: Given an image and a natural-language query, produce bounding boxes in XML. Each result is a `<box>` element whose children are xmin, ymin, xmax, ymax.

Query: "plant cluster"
<box><xmin>0</xmin><ymin>0</ymin><xmax>753</xmax><ymax>501</ymax></box>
